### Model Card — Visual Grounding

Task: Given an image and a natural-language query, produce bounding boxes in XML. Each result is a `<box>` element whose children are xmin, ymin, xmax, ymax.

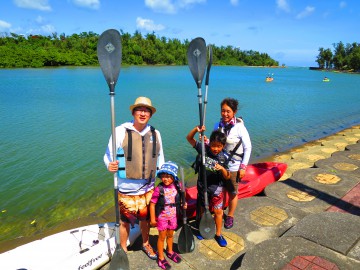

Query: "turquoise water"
<box><xmin>1</xmin><ymin>66</ymin><xmax>360</xmax><ymax>243</ymax></box>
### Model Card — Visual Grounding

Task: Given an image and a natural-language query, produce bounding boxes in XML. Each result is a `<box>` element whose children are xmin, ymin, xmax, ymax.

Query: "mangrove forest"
<box><xmin>0</xmin><ymin>30</ymin><xmax>279</xmax><ymax>68</ymax></box>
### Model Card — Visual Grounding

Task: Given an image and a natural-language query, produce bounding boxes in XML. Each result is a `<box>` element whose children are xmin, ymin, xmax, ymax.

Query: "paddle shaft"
<box><xmin>203</xmin><ymin>86</ymin><xmax>208</xmax><ymax>125</ymax></box>
<box><xmin>186</xmin><ymin>37</ymin><xmax>214</xmax><ymax>235</ymax></box>
<box><xmin>196</xmin><ymin>87</ymin><xmax>210</xmax><ymax>208</ymax></box>
<box><xmin>195</xmin><ymin>66</ymin><xmax>208</xmax><ymax>209</ymax></box>
<box><xmin>180</xmin><ymin>167</ymin><xmax>187</xmax><ymax>224</ymax></box>
<box><xmin>202</xmin><ymin>45</ymin><xmax>212</xmax><ymax>126</ymax></box>
<box><xmin>178</xmin><ymin>167</ymin><xmax>195</xmax><ymax>253</ymax></box>
<box><xmin>110</xmin><ymin>93</ymin><xmax>121</xmax><ymax>247</ymax></box>
<box><xmin>108</xmin><ymin>62</ymin><xmax>129</xmax><ymax>270</ymax></box>
<box><xmin>97</xmin><ymin>29</ymin><xmax>128</xmax><ymax>270</ymax></box>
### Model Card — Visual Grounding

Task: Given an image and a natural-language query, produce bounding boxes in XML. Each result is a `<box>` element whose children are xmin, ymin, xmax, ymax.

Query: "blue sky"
<box><xmin>1</xmin><ymin>0</ymin><xmax>359</xmax><ymax>66</ymax></box>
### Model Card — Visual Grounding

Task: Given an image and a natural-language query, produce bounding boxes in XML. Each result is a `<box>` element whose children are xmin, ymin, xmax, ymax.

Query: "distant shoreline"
<box><xmin>309</xmin><ymin>67</ymin><xmax>360</xmax><ymax>74</ymax></box>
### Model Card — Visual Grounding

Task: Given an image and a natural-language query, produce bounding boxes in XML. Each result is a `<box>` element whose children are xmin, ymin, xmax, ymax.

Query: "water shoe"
<box><xmin>214</xmin><ymin>234</ymin><xmax>227</xmax><ymax>247</ymax></box>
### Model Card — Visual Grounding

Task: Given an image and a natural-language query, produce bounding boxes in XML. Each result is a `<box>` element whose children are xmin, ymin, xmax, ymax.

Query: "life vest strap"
<box><xmin>150</xmin><ymin>126</ymin><xmax>156</xmax><ymax>158</ymax></box>
<box><xmin>126</xmin><ymin>129</ymin><xmax>132</xmax><ymax>161</ymax></box>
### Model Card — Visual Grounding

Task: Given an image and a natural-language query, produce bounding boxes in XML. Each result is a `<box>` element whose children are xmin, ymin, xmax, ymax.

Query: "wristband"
<box><xmin>240</xmin><ymin>164</ymin><xmax>247</xmax><ymax>170</ymax></box>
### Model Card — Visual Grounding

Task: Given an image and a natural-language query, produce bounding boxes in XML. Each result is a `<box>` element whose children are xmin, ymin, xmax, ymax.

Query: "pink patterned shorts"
<box><xmin>157</xmin><ymin>216</ymin><xmax>178</xmax><ymax>231</ymax></box>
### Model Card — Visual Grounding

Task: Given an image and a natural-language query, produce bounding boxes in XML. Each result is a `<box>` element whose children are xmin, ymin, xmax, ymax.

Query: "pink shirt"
<box><xmin>151</xmin><ymin>183</ymin><xmax>178</xmax><ymax>220</ymax></box>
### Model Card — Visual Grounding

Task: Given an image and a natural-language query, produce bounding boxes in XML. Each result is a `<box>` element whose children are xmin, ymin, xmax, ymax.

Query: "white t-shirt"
<box><xmin>104</xmin><ymin>121</ymin><xmax>165</xmax><ymax>195</ymax></box>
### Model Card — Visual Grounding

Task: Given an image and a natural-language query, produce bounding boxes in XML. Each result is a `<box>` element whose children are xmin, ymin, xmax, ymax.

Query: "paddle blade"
<box><xmin>187</xmin><ymin>37</ymin><xmax>207</xmax><ymax>89</ymax></box>
<box><xmin>178</xmin><ymin>224</ymin><xmax>195</xmax><ymax>254</ymax></box>
<box><xmin>109</xmin><ymin>244</ymin><xmax>129</xmax><ymax>270</ymax></box>
<box><xmin>178</xmin><ymin>167</ymin><xmax>195</xmax><ymax>253</ymax></box>
<box><xmin>97</xmin><ymin>29</ymin><xmax>122</xmax><ymax>93</ymax></box>
<box><xmin>205</xmin><ymin>45</ymin><xmax>213</xmax><ymax>86</ymax></box>
<box><xmin>199</xmin><ymin>211</ymin><xmax>215</xmax><ymax>239</ymax></box>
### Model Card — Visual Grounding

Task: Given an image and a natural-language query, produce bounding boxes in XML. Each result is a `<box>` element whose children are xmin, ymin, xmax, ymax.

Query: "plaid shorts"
<box><xmin>118</xmin><ymin>189</ymin><xmax>154</xmax><ymax>226</ymax></box>
<box><xmin>198</xmin><ymin>189</ymin><xmax>224</xmax><ymax>212</ymax></box>
<box><xmin>209</xmin><ymin>192</ymin><xmax>224</xmax><ymax>211</ymax></box>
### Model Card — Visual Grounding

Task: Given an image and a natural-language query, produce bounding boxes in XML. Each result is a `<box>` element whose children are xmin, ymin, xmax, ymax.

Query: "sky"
<box><xmin>1</xmin><ymin>0</ymin><xmax>359</xmax><ymax>67</ymax></box>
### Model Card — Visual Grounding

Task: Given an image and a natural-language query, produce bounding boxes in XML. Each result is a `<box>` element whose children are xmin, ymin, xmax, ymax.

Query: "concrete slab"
<box><xmin>264</xmin><ymin>168</ymin><xmax>357</xmax><ymax>213</ymax></box>
<box><xmin>284</xmin><ymin>212</ymin><xmax>360</xmax><ymax>255</ymax></box>
<box><xmin>234</xmin><ymin>196</ymin><xmax>307</xmax><ymax>246</ymax></box>
<box><xmin>279</xmin><ymin>160</ymin><xmax>312</xmax><ymax>180</ymax></box>
<box><xmin>291</xmin><ymin>149</ymin><xmax>329</xmax><ymax>165</ymax></box>
<box><xmin>345</xmin><ymin>142</ymin><xmax>360</xmax><ymax>151</ymax></box>
<box><xmin>290</xmin><ymin>167</ymin><xmax>360</xmax><ymax>197</ymax></box>
<box><xmin>321</xmin><ymin>139</ymin><xmax>350</xmax><ymax>151</ymax></box>
<box><xmin>348</xmin><ymin>239</ymin><xmax>360</xmax><ymax>261</ymax></box>
<box><xmin>327</xmin><ymin>182</ymin><xmax>360</xmax><ymax>216</ymax></box>
<box><xmin>314</xmin><ymin>154</ymin><xmax>360</xmax><ymax>175</ymax></box>
<box><xmin>331</xmin><ymin>149</ymin><xmax>360</xmax><ymax>162</ymax></box>
<box><xmin>240</xmin><ymin>237</ymin><xmax>360</xmax><ymax>270</ymax></box>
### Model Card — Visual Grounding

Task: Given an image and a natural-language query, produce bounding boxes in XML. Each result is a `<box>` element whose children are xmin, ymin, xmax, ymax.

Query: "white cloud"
<box><xmin>296</xmin><ymin>6</ymin><xmax>315</xmax><ymax>19</ymax></box>
<box><xmin>0</xmin><ymin>20</ymin><xmax>12</xmax><ymax>29</ymax></box>
<box><xmin>41</xmin><ymin>24</ymin><xmax>56</xmax><ymax>33</ymax></box>
<box><xmin>145</xmin><ymin>0</ymin><xmax>205</xmax><ymax>14</ymax></box>
<box><xmin>14</xmin><ymin>0</ymin><xmax>52</xmax><ymax>11</ymax></box>
<box><xmin>136</xmin><ymin>17</ymin><xmax>165</xmax><ymax>32</ymax></box>
<box><xmin>24</xmin><ymin>24</ymin><xmax>56</xmax><ymax>35</ymax></box>
<box><xmin>72</xmin><ymin>0</ymin><xmax>100</xmax><ymax>10</ymax></box>
<box><xmin>339</xmin><ymin>1</ymin><xmax>347</xmax><ymax>9</ymax></box>
<box><xmin>35</xmin><ymin>16</ymin><xmax>45</xmax><ymax>24</ymax></box>
<box><xmin>176</xmin><ymin>0</ymin><xmax>206</xmax><ymax>8</ymax></box>
<box><xmin>230</xmin><ymin>0</ymin><xmax>238</xmax><ymax>6</ymax></box>
<box><xmin>145</xmin><ymin>0</ymin><xmax>176</xmax><ymax>14</ymax></box>
<box><xmin>276</xmin><ymin>0</ymin><xmax>290</xmax><ymax>13</ymax></box>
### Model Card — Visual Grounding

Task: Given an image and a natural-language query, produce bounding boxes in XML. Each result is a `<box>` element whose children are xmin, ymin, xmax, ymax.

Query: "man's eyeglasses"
<box><xmin>134</xmin><ymin>108</ymin><xmax>151</xmax><ymax>116</ymax></box>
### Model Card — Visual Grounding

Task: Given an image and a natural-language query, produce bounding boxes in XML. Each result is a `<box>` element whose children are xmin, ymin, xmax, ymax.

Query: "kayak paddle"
<box><xmin>202</xmin><ymin>45</ymin><xmax>213</xmax><ymax>126</ymax></box>
<box><xmin>177</xmin><ymin>167</ymin><xmax>195</xmax><ymax>254</ymax></box>
<box><xmin>187</xmin><ymin>38</ymin><xmax>215</xmax><ymax>239</ymax></box>
<box><xmin>187</xmin><ymin>37</ymin><xmax>207</xmax><ymax>124</ymax></box>
<box><xmin>97</xmin><ymin>29</ymin><xmax>129</xmax><ymax>270</ymax></box>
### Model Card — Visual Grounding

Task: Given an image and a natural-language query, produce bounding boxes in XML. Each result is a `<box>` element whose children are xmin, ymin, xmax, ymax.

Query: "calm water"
<box><xmin>1</xmin><ymin>66</ymin><xmax>360</xmax><ymax>243</ymax></box>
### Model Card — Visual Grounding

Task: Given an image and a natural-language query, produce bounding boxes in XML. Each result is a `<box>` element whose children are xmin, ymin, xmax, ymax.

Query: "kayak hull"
<box><xmin>185</xmin><ymin>162</ymin><xmax>287</xmax><ymax>219</ymax></box>
<box><xmin>0</xmin><ymin>222</ymin><xmax>140</xmax><ymax>270</ymax></box>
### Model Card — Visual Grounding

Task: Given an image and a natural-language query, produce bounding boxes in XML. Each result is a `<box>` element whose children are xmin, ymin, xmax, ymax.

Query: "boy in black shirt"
<box><xmin>186</xmin><ymin>126</ymin><xmax>230</xmax><ymax>247</ymax></box>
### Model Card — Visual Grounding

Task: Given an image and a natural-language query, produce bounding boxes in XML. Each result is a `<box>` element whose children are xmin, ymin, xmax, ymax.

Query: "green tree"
<box><xmin>0</xmin><ymin>30</ymin><xmax>279</xmax><ymax>68</ymax></box>
<box><xmin>316</xmin><ymin>41</ymin><xmax>360</xmax><ymax>71</ymax></box>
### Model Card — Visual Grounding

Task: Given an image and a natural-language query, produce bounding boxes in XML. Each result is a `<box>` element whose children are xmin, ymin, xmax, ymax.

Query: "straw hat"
<box><xmin>129</xmin><ymin>96</ymin><xmax>156</xmax><ymax>115</ymax></box>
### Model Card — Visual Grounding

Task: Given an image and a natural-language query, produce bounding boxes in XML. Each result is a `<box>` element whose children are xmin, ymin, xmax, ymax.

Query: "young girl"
<box><xmin>186</xmin><ymin>126</ymin><xmax>230</xmax><ymax>247</ymax></box>
<box><xmin>150</xmin><ymin>161</ymin><xmax>186</xmax><ymax>270</ymax></box>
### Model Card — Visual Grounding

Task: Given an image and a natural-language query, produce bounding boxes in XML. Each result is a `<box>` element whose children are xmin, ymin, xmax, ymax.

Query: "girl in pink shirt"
<box><xmin>150</xmin><ymin>161</ymin><xmax>187</xmax><ymax>270</ymax></box>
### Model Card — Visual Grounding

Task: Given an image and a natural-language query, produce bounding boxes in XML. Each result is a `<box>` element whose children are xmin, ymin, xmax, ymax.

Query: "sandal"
<box><xmin>165</xmin><ymin>250</ymin><xmax>182</xmax><ymax>263</ymax></box>
<box><xmin>142</xmin><ymin>243</ymin><xmax>157</xmax><ymax>260</ymax></box>
<box><xmin>157</xmin><ymin>258</ymin><xmax>171</xmax><ymax>269</ymax></box>
<box><xmin>224</xmin><ymin>215</ymin><xmax>234</xmax><ymax>229</ymax></box>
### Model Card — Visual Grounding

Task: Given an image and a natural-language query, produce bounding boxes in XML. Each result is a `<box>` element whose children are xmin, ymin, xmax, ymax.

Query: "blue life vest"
<box><xmin>116</xmin><ymin>147</ymin><xmax>126</xmax><ymax>178</ymax></box>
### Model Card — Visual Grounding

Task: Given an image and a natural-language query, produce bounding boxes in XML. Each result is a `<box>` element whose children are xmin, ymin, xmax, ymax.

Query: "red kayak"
<box><xmin>185</xmin><ymin>162</ymin><xmax>287</xmax><ymax>219</ymax></box>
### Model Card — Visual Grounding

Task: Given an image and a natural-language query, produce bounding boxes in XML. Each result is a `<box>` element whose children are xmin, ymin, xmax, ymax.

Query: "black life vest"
<box><xmin>155</xmin><ymin>182</ymin><xmax>182</xmax><ymax>218</ymax></box>
<box><xmin>191</xmin><ymin>146</ymin><xmax>228</xmax><ymax>174</ymax></box>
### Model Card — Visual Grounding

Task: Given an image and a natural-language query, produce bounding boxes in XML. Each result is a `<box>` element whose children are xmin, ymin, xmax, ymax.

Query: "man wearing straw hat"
<box><xmin>104</xmin><ymin>96</ymin><xmax>165</xmax><ymax>260</ymax></box>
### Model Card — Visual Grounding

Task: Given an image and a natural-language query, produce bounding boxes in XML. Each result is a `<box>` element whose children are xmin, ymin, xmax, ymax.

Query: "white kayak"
<box><xmin>0</xmin><ymin>222</ymin><xmax>140</xmax><ymax>270</ymax></box>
